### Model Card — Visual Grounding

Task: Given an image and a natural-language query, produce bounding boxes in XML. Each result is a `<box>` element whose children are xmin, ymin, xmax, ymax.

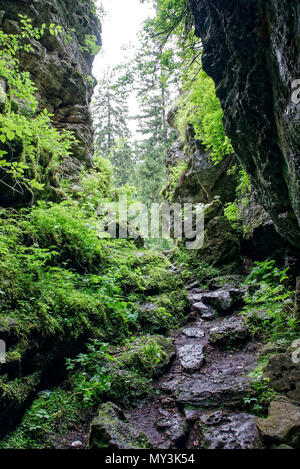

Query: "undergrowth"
<box><xmin>241</xmin><ymin>259</ymin><xmax>297</xmax><ymax>344</ymax></box>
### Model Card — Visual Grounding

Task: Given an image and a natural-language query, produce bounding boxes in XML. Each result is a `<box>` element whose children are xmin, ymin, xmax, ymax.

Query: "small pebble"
<box><xmin>71</xmin><ymin>440</ymin><xmax>82</xmax><ymax>448</ymax></box>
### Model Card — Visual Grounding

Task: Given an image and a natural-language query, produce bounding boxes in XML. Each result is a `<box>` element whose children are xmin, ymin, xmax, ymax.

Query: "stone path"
<box><xmin>124</xmin><ymin>280</ymin><xmax>264</xmax><ymax>449</ymax></box>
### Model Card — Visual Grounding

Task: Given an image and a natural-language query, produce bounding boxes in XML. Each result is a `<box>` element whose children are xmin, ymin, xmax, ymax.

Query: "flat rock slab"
<box><xmin>201</xmin><ymin>290</ymin><xmax>232</xmax><ymax>312</ymax></box>
<box><xmin>182</xmin><ymin>327</ymin><xmax>205</xmax><ymax>338</ymax></box>
<box><xmin>177</xmin><ymin>344</ymin><xmax>205</xmax><ymax>371</ymax></box>
<box><xmin>192</xmin><ymin>302</ymin><xmax>216</xmax><ymax>319</ymax></box>
<box><xmin>161</xmin><ymin>353</ymin><xmax>255</xmax><ymax>408</ymax></box>
<box><xmin>198</xmin><ymin>412</ymin><xmax>262</xmax><ymax>449</ymax></box>
<box><xmin>256</xmin><ymin>398</ymin><xmax>300</xmax><ymax>448</ymax></box>
<box><xmin>209</xmin><ymin>317</ymin><xmax>250</xmax><ymax>347</ymax></box>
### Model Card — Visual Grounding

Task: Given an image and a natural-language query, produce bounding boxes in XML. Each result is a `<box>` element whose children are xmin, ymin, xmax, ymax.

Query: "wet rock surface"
<box><xmin>89</xmin><ymin>402</ymin><xmax>150</xmax><ymax>449</ymax></box>
<box><xmin>256</xmin><ymin>398</ymin><xmax>300</xmax><ymax>448</ymax></box>
<box><xmin>188</xmin><ymin>411</ymin><xmax>262</xmax><ymax>449</ymax></box>
<box><xmin>209</xmin><ymin>317</ymin><xmax>250</xmax><ymax>347</ymax></box>
<box><xmin>190</xmin><ymin>0</ymin><xmax>300</xmax><ymax>248</ymax></box>
<box><xmin>177</xmin><ymin>343</ymin><xmax>205</xmax><ymax>371</ymax></box>
<box><xmin>122</xmin><ymin>281</ymin><xmax>264</xmax><ymax>449</ymax></box>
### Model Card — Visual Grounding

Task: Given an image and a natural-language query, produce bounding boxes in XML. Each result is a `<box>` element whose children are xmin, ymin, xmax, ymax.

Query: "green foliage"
<box><xmin>65</xmin><ymin>336</ymin><xmax>172</xmax><ymax>407</ymax></box>
<box><xmin>166</xmin><ymin>161</ymin><xmax>188</xmax><ymax>201</ymax></box>
<box><xmin>0</xmin><ymin>199</ymin><xmax>188</xmax><ymax>420</ymax></box>
<box><xmin>80</xmin><ymin>34</ymin><xmax>101</xmax><ymax>56</ymax></box>
<box><xmin>224</xmin><ymin>202</ymin><xmax>241</xmax><ymax>232</ymax></box>
<box><xmin>0</xmin><ymin>388</ymin><xmax>85</xmax><ymax>449</ymax></box>
<box><xmin>170</xmin><ymin>246</ymin><xmax>220</xmax><ymax>283</ymax></box>
<box><xmin>244</xmin><ymin>360</ymin><xmax>276</xmax><ymax>417</ymax></box>
<box><xmin>74</xmin><ymin>155</ymin><xmax>113</xmax><ymax>212</ymax></box>
<box><xmin>175</xmin><ymin>70</ymin><xmax>233</xmax><ymax>162</ymax></box>
<box><xmin>242</xmin><ymin>260</ymin><xmax>297</xmax><ymax>343</ymax></box>
<box><xmin>224</xmin><ymin>167</ymin><xmax>251</xmax><ymax>232</ymax></box>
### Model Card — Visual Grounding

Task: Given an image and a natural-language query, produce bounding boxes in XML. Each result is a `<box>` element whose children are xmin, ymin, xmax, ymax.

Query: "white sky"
<box><xmin>93</xmin><ymin>0</ymin><xmax>155</xmax><ymax>76</ymax></box>
<box><xmin>92</xmin><ymin>0</ymin><xmax>155</xmax><ymax>135</ymax></box>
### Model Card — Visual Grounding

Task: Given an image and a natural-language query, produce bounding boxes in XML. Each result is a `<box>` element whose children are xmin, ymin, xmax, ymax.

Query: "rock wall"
<box><xmin>164</xmin><ymin>108</ymin><xmax>238</xmax><ymax>205</ymax></box>
<box><xmin>0</xmin><ymin>0</ymin><xmax>101</xmax><ymax>172</ymax></box>
<box><xmin>189</xmin><ymin>0</ymin><xmax>300</xmax><ymax>249</ymax></box>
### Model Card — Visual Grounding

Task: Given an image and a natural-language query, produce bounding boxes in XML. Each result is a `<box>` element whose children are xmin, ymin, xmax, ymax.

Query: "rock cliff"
<box><xmin>189</xmin><ymin>0</ymin><xmax>300</xmax><ymax>249</ymax></box>
<box><xmin>0</xmin><ymin>0</ymin><xmax>101</xmax><ymax>172</ymax></box>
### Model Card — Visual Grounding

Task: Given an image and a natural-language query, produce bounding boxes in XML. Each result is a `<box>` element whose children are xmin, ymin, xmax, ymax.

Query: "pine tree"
<box><xmin>92</xmin><ymin>67</ymin><xmax>134</xmax><ymax>186</ymax></box>
<box><xmin>132</xmin><ymin>26</ymin><xmax>177</xmax><ymax>205</ymax></box>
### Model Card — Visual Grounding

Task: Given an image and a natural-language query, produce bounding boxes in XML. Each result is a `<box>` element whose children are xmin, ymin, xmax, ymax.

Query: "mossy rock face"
<box><xmin>120</xmin><ymin>335</ymin><xmax>175</xmax><ymax>378</ymax></box>
<box><xmin>137</xmin><ymin>291</ymin><xmax>188</xmax><ymax>335</ymax></box>
<box><xmin>0</xmin><ymin>79</ymin><xmax>7</xmax><ymax>113</ymax></box>
<box><xmin>198</xmin><ymin>214</ymin><xmax>241</xmax><ymax>273</ymax></box>
<box><xmin>89</xmin><ymin>402</ymin><xmax>151</xmax><ymax>449</ymax></box>
<box><xmin>256</xmin><ymin>398</ymin><xmax>300</xmax><ymax>448</ymax></box>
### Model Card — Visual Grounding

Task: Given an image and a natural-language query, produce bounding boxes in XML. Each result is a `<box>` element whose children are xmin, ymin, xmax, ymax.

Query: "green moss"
<box><xmin>0</xmin><ymin>387</ymin><xmax>85</xmax><ymax>449</ymax></box>
<box><xmin>0</xmin><ymin>372</ymin><xmax>41</xmax><ymax>406</ymax></box>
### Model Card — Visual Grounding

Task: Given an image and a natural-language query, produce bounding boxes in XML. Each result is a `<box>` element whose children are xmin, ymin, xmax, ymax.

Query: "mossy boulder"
<box><xmin>89</xmin><ymin>402</ymin><xmax>150</xmax><ymax>449</ymax></box>
<box><xmin>120</xmin><ymin>335</ymin><xmax>175</xmax><ymax>378</ymax></box>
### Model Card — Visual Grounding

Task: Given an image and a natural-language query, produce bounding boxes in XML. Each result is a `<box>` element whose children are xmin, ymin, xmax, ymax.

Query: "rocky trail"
<box><xmin>122</xmin><ymin>278</ymin><xmax>263</xmax><ymax>450</ymax></box>
<box><xmin>84</xmin><ymin>276</ymin><xmax>267</xmax><ymax>450</ymax></box>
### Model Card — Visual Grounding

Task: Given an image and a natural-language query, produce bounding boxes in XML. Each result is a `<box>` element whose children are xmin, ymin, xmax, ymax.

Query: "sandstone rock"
<box><xmin>190</xmin><ymin>0</ymin><xmax>300</xmax><ymax>248</ymax></box>
<box><xmin>177</xmin><ymin>344</ymin><xmax>205</xmax><ymax>371</ymax></box>
<box><xmin>165</xmin><ymin>137</ymin><xmax>237</xmax><ymax>205</ymax></box>
<box><xmin>264</xmin><ymin>351</ymin><xmax>300</xmax><ymax>401</ymax></box>
<box><xmin>256</xmin><ymin>398</ymin><xmax>300</xmax><ymax>448</ymax></box>
<box><xmin>89</xmin><ymin>402</ymin><xmax>150</xmax><ymax>449</ymax></box>
<box><xmin>209</xmin><ymin>317</ymin><xmax>250</xmax><ymax>347</ymax></box>
<box><xmin>190</xmin><ymin>200</ymin><xmax>241</xmax><ymax>272</ymax></box>
<box><xmin>0</xmin><ymin>0</ymin><xmax>101</xmax><ymax>173</ymax></box>
<box><xmin>201</xmin><ymin>290</ymin><xmax>232</xmax><ymax>312</ymax></box>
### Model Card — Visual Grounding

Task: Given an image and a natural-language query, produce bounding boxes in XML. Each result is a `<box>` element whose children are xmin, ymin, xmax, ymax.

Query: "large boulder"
<box><xmin>263</xmin><ymin>350</ymin><xmax>300</xmax><ymax>401</ymax></box>
<box><xmin>89</xmin><ymin>402</ymin><xmax>150</xmax><ymax>449</ymax></box>
<box><xmin>165</xmin><ymin>138</ymin><xmax>237</xmax><ymax>205</ymax></box>
<box><xmin>196</xmin><ymin>200</ymin><xmax>241</xmax><ymax>272</ymax></box>
<box><xmin>209</xmin><ymin>317</ymin><xmax>251</xmax><ymax>347</ymax></box>
<box><xmin>256</xmin><ymin>398</ymin><xmax>300</xmax><ymax>448</ymax></box>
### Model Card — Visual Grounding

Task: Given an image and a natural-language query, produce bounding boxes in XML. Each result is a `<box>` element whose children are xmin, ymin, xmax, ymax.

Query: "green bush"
<box><xmin>242</xmin><ymin>260</ymin><xmax>297</xmax><ymax>343</ymax></box>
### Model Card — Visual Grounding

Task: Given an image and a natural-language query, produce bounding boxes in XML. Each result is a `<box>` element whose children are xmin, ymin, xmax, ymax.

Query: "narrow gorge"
<box><xmin>0</xmin><ymin>0</ymin><xmax>299</xmax><ymax>453</ymax></box>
